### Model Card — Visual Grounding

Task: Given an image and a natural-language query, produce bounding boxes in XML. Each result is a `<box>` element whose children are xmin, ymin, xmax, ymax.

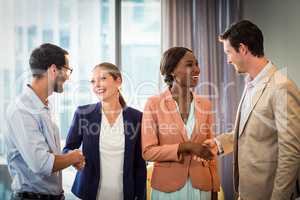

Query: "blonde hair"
<box><xmin>93</xmin><ymin>62</ymin><xmax>126</xmax><ymax>108</ymax></box>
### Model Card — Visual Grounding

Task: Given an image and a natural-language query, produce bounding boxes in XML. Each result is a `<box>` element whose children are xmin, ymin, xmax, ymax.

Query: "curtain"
<box><xmin>161</xmin><ymin>0</ymin><xmax>193</xmax><ymax>51</ymax></box>
<box><xmin>161</xmin><ymin>0</ymin><xmax>243</xmax><ymax>199</ymax></box>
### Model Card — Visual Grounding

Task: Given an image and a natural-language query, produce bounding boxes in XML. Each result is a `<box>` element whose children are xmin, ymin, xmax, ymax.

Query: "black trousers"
<box><xmin>11</xmin><ymin>192</ymin><xmax>65</xmax><ymax>200</ymax></box>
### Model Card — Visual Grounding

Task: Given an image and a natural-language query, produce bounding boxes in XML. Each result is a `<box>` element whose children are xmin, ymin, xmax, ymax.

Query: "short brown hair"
<box><xmin>219</xmin><ymin>20</ymin><xmax>264</xmax><ymax>57</ymax></box>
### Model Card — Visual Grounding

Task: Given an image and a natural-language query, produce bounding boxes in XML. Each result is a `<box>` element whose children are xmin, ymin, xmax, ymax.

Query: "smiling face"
<box><xmin>172</xmin><ymin>51</ymin><xmax>200</xmax><ymax>88</ymax></box>
<box><xmin>90</xmin><ymin>67</ymin><xmax>121</xmax><ymax>102</ymax></box>
<box><xmin>53</xmin><ymin>54</ymin><xmax>71</xmax><ymax>93</ymax></box>
<box><xmin>223</xmin><ymin>39</ymin><xmax>247</xmax><ymax>73</ymax></box>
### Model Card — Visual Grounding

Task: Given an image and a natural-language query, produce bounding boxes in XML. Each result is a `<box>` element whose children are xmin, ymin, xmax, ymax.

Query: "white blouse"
<box><xmin>96</xmin><ymin>111</ymin><xmax>125</xmax><ymax>200</ymax></box>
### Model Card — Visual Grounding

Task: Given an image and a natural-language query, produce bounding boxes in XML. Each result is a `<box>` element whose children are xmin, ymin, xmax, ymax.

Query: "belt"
<box><xmin>13</xmin><ymin>192</ymin><xmax>64</xmax><ymax>200</ymax></box>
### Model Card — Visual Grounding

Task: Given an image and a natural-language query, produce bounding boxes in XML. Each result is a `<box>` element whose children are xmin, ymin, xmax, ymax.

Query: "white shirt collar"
<box><xmin>24</xmin><ymin>84</ymin><xmax>49</xmax><ymax>110</ymax></box>
<box><xmin>245</xmin><ymin>61</ymin><xmax>273</xmax><ymax>88</ymax></box>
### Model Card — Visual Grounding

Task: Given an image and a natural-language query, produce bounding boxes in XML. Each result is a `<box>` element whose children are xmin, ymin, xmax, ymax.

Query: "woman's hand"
<box><xmin>178</xmin><ymin>142</ymin><xmax>214</xmax><ymax>160</ymax></box>
<box><xmin>189</xmin><ymin>143</ymin><xmax>214</xmax><ymax>160</ymax></box>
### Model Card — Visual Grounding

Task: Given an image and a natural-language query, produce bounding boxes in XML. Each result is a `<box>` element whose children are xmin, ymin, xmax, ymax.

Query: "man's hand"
<box><xmin>189</xmin><ymin>143</ymin><xmax>214</xmax><ymax>160</ymax></box>
<box><xmin>178</xmin><ymin>142</ymin><xmax>214</xmax><ymax>160</ymax></box>
<box><xmin>52</xmin><ymin>149</ymin><xmax>85</xmax><ymax>172</ymax></box>
<box><xmin>72</xmin><ymin>161</ymin><xmax>85</xmax><ymax>171</ymax></box>
<box><xmin>203</xmin><ymin>139</ymin><xmax>218</xmax><ymax>156</ymax></box>
<box><xmin>68</xmin><ymin>149</ymin><xmax>85</xmax><ymax>170</ymax></box>
<box><xmin>192</xmin><ymin>139</ymin><xmax>218</xmax><ymax>162</ymax></box>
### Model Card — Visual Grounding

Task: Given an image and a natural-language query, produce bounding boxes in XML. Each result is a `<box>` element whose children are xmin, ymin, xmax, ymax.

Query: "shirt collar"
<box><xmin>24</xmin><ymin>84</ymin><xmax>49</xmax><ymax>110</ymax></box>
<box><xmin>245</xmin><ymin>61</ymin><xmax>273</xmax><ymax>88</ymax></box>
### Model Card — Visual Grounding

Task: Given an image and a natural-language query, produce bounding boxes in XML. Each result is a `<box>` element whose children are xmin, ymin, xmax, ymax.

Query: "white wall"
<box><xmin>242</xmin><ymin>0</ymin><xmax>300</xmax><ymax>87</ymax></box>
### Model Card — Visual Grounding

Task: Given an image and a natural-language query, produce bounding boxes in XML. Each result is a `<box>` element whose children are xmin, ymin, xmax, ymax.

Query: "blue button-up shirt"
<box><xmin>4</xmin><ymin>85</ymin><xmax>63</xmax><ymax>195</ymax></box>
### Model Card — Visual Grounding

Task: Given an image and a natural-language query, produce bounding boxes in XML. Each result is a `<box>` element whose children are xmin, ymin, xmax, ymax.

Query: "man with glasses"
<box><xmin>4</xmin><ymin>43</ymin><xmax>84</xmax><ymax>200</ymax></box>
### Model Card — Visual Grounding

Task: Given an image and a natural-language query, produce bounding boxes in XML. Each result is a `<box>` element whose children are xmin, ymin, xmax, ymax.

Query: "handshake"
<box><xmin>67</xmin><ymin>149</ymin><xmax>86</xmax><ymax>170</ymax></box>
<box><xmin>178</xmin><ymin>139</ymin><xmax>218</xmax><ymax>161</ymax></box>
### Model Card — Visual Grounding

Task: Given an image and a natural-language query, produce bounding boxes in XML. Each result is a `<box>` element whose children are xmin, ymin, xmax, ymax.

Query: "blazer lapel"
<box><xmin>90</xmin><ymin>103</ymin><xmax>102</xmax><ymax>172</ymax></box>
<box><xmin>231</xmin><ymin>81</ymin><xmax>248</xmax><ymax>193</ymax></box>
<box><xmin>122</xmin><ymin>107</ymin><xmax>132</xmax><ymax>174</ymax></box>
<box><xmin>190</xmin><ymin>93</ymin><xmax>206</xmax><ymax>141</ymax></box>
<box><xmin>239</xmin><ymin>66</ymin><xmax>277</xmax><ymax>137</ymax></box>
<box><xmin>163</xmin><ymin>90</ymin><xmax>189</xmax><ymax>141</ymax></box>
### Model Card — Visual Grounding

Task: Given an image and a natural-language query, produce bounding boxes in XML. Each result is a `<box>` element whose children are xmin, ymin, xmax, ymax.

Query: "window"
<box><xmin>27</xmin><ymin>26</ymin><xmax>37</xmax><ymax>51</ymax></box>
<box><xmin>42</xmin><ymin>30</ymin><xmax>54</xmax><ymax>43</ymax></box>
<box><xmin>121</xmin><ymin>0</ymin><xmax>161</xmax><ymax>110</ymax></box>
<box><xmin>0</xmin><ymin>0</ymin><xmax>160</xmax><ymax>199</ymax></box>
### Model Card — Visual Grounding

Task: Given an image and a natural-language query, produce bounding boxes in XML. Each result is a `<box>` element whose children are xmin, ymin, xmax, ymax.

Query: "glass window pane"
<box><xmin>42</xmin><ymin>29</ymin><xmax>53</xmax><ymax>42</ymax></box>
<box><xmin>27</xmin><ymin>25</ymin><xmax>37</xmax><ymax>51</ymax></box>
<box><xmin>0</xmin><ymin>0</ymin><xmax>116</xmax><ymax>199</ymax></box>
<box><xmin>121</xmin><ymin>0</ymin><xmax>161</xmax><ymax>111</ymax></box>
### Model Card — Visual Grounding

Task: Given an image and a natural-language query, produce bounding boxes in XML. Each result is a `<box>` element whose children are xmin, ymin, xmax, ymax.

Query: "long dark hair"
<box><xmin>93</xmin><ymin>62</ymin><xmax>126</xmax><ymax>108</ymax></box>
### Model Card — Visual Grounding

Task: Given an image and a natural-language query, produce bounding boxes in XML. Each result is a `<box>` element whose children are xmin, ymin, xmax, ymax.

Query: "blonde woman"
<box><xmin>64</xmin><ymin>62</ymin><xmax>146</xmax><ymax>200</ymax></box>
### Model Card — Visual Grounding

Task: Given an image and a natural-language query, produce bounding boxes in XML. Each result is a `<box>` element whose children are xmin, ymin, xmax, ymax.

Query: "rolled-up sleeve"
<box><xmin>7</xmin><ymin>109</ymin><xmax>54</xmax><ymax>176</ymax></box>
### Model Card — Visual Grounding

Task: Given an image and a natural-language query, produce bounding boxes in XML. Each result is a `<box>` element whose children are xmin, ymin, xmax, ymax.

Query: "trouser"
<box><xmin>11</xmin><ymin>192</ymin><xmax>65</xmax><ymax>200</ymax></box>
<box><xmin>211</xmin><ymin>191</ymin><xmax>218</xmax><ymax>200</ymax></box>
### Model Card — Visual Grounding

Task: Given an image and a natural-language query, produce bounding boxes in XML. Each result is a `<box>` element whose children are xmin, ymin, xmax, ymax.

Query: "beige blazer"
<box><xmin>217</xmin><ymin>65</ymin><xmax>300</xmax><ymax>200</ymax></box>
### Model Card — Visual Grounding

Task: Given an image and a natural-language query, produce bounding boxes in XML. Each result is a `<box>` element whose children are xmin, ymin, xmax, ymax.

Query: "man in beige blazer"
<box><xmin>205</xmin><ymin>20</ymin><xmax>300</xmax><ymax>200</ymax></box>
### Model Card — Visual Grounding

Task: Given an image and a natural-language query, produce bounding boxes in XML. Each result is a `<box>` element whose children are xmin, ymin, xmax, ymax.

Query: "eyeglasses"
<box><xmin>61</xmin><ymin>65</ymin><xmax>73</xmax><ymax>76</ymax></box>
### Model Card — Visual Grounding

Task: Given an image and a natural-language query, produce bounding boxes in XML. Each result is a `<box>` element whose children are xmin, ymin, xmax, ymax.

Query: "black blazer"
<box><xmin>63</xmin><ymin>103</ymin><xmax>146</xmax><ymax>200</ymax></box>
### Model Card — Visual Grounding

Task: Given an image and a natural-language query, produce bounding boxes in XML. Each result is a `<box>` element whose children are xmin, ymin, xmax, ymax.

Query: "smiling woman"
<box><xmin>62</xmin><ymin>62</ymin><xmax>147</xmax><ymax>200</ymax></box>
<box><xmin>142</xmin><ymin>47</ymin><xmax>220</xmax><ymax>200</ymax></box>
<box><xmin>90</xmin><ymin>63</ymin><xmax>127</xmax><ymax>108</ymax></box>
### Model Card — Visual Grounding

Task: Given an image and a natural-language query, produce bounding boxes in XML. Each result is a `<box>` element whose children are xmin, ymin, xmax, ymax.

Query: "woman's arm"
<box><xmin>63</xmin><ymin>108</ymin><xmax>83</xmax><ymax>154</ymax></box>
<box><xmin>141</xmin><ymin>99</ymin><xmax>182</xmax><ymax>162</ymax></box>
<box><xmin>142</xmin><ymin>98</ymin><xmax>213</xmax><ymax>162</ymax></box>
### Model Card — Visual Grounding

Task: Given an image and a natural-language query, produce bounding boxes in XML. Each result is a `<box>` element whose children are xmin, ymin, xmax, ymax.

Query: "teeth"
<box><xmin>96</xmin><ymin>88</ymin><xmax>105</xmax><ymax>93</ymax></box>
<box><xmin>192</xmin><ymin>76</ymin><xmax>199</xmax><ymax>79</ymax></box>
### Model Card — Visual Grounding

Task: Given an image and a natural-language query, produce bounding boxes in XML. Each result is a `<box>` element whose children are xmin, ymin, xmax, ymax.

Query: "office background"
<box><xmin>0</xmin><ymin>0</ymin><xmax>299</xmax><ymax>200</ymax></box>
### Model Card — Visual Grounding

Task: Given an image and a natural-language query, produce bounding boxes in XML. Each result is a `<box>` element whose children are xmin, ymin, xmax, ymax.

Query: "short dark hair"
<box><xmin>219</xmin><ymin>20</ymin><xmax>264</xmax><ymax>57</ymax></box>
<box><xmin>160</xmin><ymin>47</ymin><xmax>192</xmax><ymax>87</ymax></box>
<box><xmin>29</xmin><ymin>43</ymin><xmax>69</xmax><ymax>77</ymax></box>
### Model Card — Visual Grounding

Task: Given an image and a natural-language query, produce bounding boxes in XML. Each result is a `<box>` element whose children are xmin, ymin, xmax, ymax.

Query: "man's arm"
<box><xmin>204</xmin><ymin>132</ymin><xmax>234</xmax><ymax>156</ymax></box>
<box><xmin>6</xmin><ymin>109</ymin><xmax>84</xmax><ymax>175</ymax></box>
<box><xmin>271</xmin><ymin>81</ymin><xmax>300</xmax><ymax>200</ymax></box>
<box><xmin>215</xmin><ymin>131</ymin><xmax>234</xmax><ymax>155</ymax></box>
